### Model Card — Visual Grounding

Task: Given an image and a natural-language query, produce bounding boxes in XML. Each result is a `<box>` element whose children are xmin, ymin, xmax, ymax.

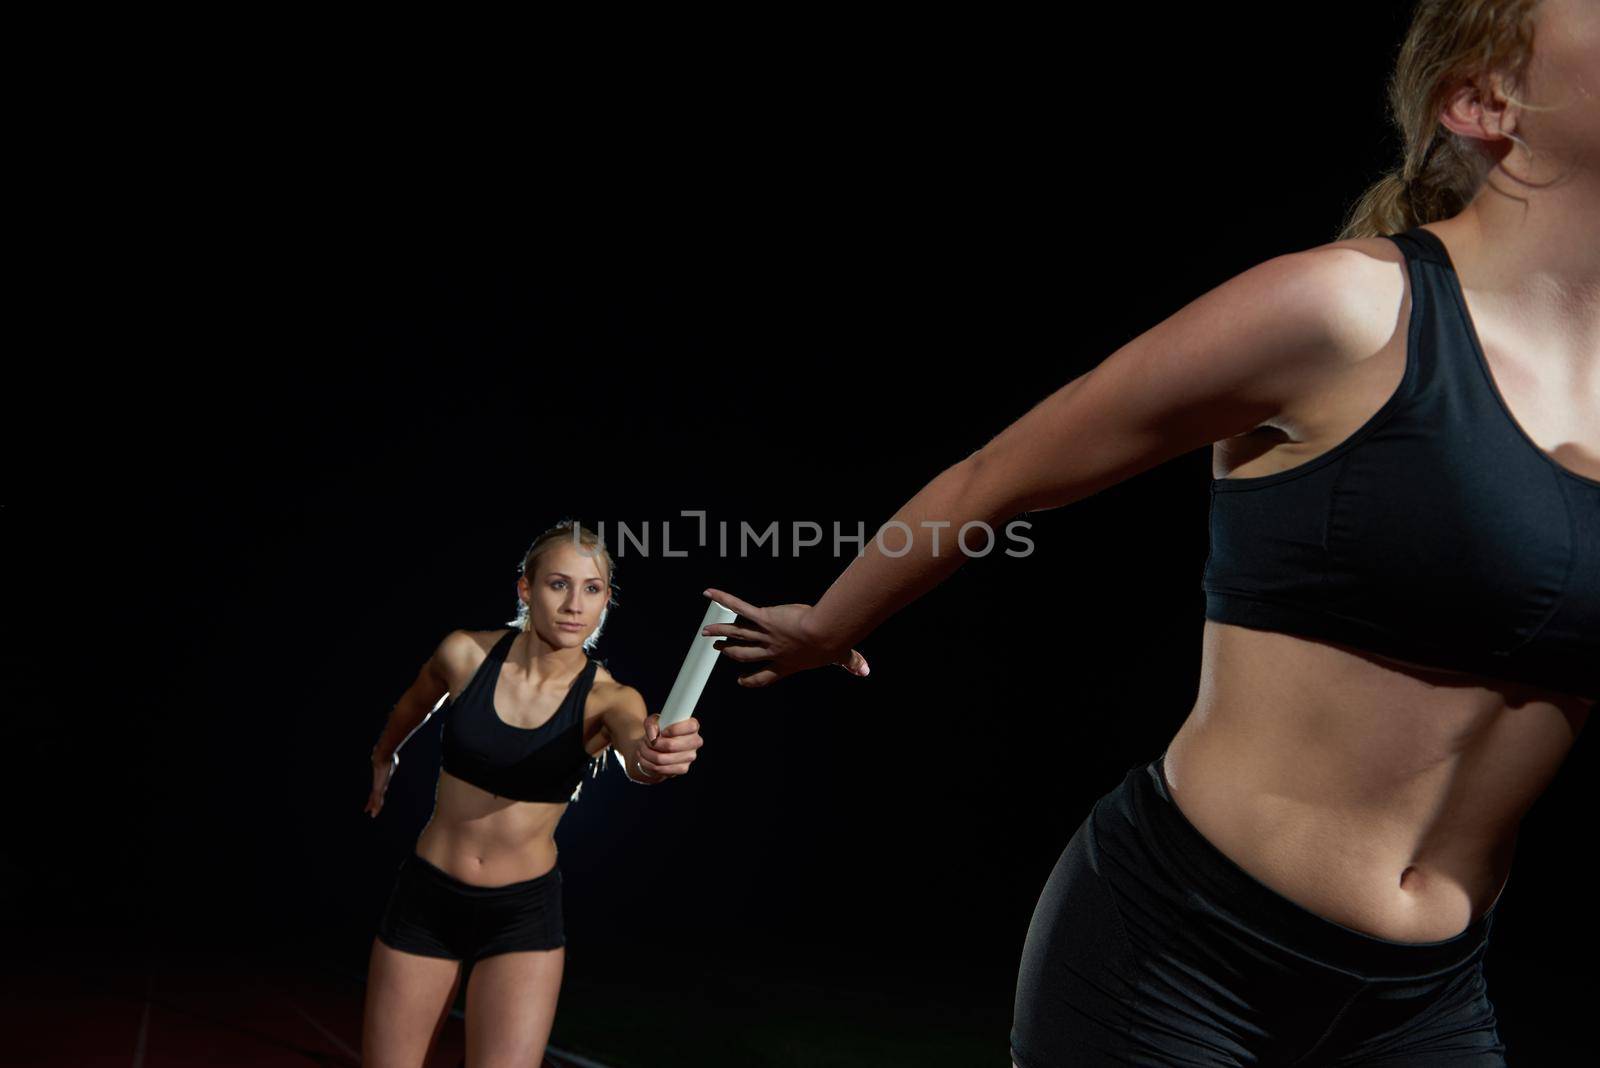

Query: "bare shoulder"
<box><xmin>428</xmin><ymin>628</ymin><xmax>503</xmax><ymax>691</ymax></box>
<box><xmin>1301</xmin><ymin>234</ymin><xmax>1411</xmax><ymax>361</ymax></box>
<box><xmin>1228</xmin><ymin>235</ymin><xmax>1413</xmax><ymax>437</ymax></box>
<box><xmin>1210</xmin><ymin>236</ymin><xmax>1416</xmax><ymax>475</ymax></box>
<box><xmin>591</xmin><ymin>666</ymin><xmax>644</xmax><ymax>716</ymax></box>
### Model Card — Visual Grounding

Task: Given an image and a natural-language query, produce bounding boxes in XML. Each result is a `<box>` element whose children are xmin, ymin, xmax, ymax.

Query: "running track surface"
<box><xmin>9</xmin><ymin>943</ymin><xmax>611</xmax><ymax>1067</ymax></box>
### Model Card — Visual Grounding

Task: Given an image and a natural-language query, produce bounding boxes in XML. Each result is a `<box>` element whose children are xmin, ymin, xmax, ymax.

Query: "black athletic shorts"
<box><xmin>1010</xmin><ymin>756</ymin><xmax>1507</xmax><ymax>1067</ymax></box>
<box><xmin>376</xmin><ymin>852</ymin><xmax>565</xmax><ymax>963</ymax></box>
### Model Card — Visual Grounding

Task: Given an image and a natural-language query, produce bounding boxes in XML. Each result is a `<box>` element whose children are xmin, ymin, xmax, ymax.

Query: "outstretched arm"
<box><xmin>602</xmin><ymin>685</ymin><xmax>702</xmax><ymax>783</ymax></box>
<box><xmin>712</xmin><ymin>246</ymin><xmax>1373</xmax><ymax>684</ymax></box>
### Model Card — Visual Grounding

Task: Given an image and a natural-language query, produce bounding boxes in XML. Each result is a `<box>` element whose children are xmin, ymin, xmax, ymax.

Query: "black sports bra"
<box><xmin>1202</xmin><ymin>226</ymin><xmax>1599</xmax><ymax>701</ymax></box>
<box><xmin>440</xmin><ymin>629</ymin><xmax>608</xmax><ymax>802</ymax></box>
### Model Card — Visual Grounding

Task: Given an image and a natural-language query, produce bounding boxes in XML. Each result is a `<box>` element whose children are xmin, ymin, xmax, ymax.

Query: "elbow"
<box><xmin>954</xmin><ymin>451</ymin><xmax>1024</xmax><ymax>525</ymax></box>
<box><xmin>964</xmin><ymin>434</ymin><xmax>1122</xmax><ymax>518</ymax></box>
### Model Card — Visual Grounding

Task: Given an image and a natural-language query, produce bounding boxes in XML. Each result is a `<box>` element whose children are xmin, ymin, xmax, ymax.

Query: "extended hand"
<box><xmin>701</xmin><ymin>588</ymin><xmax>870</xmax><ymax>688</ymax></box>
<box><xmin>637</xmin><ymin>713</ymin><xmax>702</xmax><ymax>779</ymax></box>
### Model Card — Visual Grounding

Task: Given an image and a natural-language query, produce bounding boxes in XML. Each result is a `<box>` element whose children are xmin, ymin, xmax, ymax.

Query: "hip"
<box><xmin>1010</xmin><ymin>757</ymin><xmax>1505</xmax><ymax>1064</ymax></box>
<box><xmin>1164</xmin><ymin>715</ymin><xmax>1518</xmax><ymax>943</ymax></box>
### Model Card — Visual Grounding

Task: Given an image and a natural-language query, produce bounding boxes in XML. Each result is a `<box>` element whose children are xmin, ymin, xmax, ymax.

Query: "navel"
<box><xmin>1398</xmin><ymin>864</ymin><xmax>1422</xmax><ymax>892</ymax></box>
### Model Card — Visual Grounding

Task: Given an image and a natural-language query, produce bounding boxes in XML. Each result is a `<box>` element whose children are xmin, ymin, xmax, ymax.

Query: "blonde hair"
<box><xmin>1338</xmin><ymin>0</ymin><xmax>1552</xmax><ymax>239</ymax></box>
<box><xmin>506</xmin><ymin>519</ymin><xmax>620</xmax><ymax>652</ymax></box>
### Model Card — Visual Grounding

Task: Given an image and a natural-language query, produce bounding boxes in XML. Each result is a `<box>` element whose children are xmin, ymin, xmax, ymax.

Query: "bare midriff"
<box><xmin>413</xmin><ymin>769</ymin><xmax>570</xmax><ymax>886</ymax></box>
<box><xmin>1163</xmin><ymin>619</ymin><xmax>1591</xmax><ymax>944</ymax></box>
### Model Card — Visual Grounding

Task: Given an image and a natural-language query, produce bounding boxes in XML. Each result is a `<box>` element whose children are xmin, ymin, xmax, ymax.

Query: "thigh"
<box><xmin>464</xmin><ymin>946</ymin><xmax>564</xmax><ymax>1067</ymax></box>
<box><xmin>363</xmin><ymin>937</ymin><xmax>464</xmax><ymax>1068</ymax></box>
<box><xmin>376</xmin><ymin>857</ymin><xmax>478</xmax><ymax>961</ymax></box>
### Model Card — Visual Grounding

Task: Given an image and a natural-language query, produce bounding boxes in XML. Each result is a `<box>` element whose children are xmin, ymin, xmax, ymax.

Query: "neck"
<box><xmin>510</xmin><ymin>628</ymin><xmax>587</xmax><ymax>680</ymax></box>
<box><xmin>1428</xmin><ymin>157</ymin><xmax>1600</xmax><ymax>372</ymax></box>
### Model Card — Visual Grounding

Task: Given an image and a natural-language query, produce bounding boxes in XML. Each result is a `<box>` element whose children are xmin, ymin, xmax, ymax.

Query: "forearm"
<box><xmin>371</xmin><ymin>699</ymin><xmax>431</xmax><ymax>763</ymax></box>
<box><xmin>804</xmin><ymin>456</ymin><xmax>999</xmax><ymax>651</ymax></box>
<box><xmin>623</xmin><ymin>740</ymin><xmax>664</xmax><ymax>784</ymax></box>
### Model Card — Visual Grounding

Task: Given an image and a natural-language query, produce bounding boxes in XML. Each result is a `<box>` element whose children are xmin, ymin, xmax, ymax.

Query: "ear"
<box><xmin>1439</xmin><ymin>70</ymin><xmax>1520</xmax><ymax>146</ymax></box>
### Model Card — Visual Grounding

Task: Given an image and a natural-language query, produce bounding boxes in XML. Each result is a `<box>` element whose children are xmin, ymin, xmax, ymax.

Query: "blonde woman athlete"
<box><xmin>362</xmin><ymin>522</ymin><xmax>704</xmax><ymax>1067</ymax></box>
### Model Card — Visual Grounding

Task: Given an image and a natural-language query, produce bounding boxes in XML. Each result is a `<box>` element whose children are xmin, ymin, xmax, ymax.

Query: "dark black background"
<box><xmin>8</xmin><ymin>6</ymin><xmax>1594</xmax><ymax>1064</ymax></box>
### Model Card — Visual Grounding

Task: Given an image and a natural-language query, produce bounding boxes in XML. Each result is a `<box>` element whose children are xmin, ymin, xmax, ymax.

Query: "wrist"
<box><xmin>798</xmin><ymin>605</ymin><xmax>830</xmax><ymax>653</ymax></box>
<box><xmin>800</xmin><ymin>604</ymin><xmax>851</xmax><ymax>661</ymax></box>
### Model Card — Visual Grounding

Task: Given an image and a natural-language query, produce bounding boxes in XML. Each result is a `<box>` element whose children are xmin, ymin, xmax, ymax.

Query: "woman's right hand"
<box><xmin>366</xmin><ymin>751</ymin><xmax>398</xmax><ymax>818</ymax></box>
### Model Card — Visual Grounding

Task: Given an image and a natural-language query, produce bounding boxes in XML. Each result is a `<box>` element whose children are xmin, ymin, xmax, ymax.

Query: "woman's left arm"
<box><xmin>602</xmin><ymin>685</ymin><xmax>703</xmax><ymax>784</ymax></box>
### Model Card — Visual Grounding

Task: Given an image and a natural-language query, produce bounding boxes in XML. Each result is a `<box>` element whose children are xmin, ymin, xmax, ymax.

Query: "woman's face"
<box><xmin>1518</xmin><ymin>0</ymin><xmax>1599</xmax><ymax>172</ymax></box>
<box><xmin>519</xmin><ymin>541</ymin><xmax>610</xmax><ymax>648</ymax></box>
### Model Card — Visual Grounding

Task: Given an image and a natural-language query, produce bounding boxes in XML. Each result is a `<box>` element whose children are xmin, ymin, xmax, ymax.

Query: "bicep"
<box><xmin>601</xmin><ymin>685</ymin><xmax>649</xmax><ymax>748</ymax></box>
<box><xmin>966</xmin><ymin>248</ymin><xmax>1370</xmax><ymax>517</ymax></box>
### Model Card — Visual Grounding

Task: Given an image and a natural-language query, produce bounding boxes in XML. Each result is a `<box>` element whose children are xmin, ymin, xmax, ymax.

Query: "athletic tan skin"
<box><xmin>700</xmin><ymin>5</ymin><xmax>1595</xmax><ymax>1061</ymax></box>
<box><xmin>360</xmin><ymin>539</ymin><xmax>703</xmax><ymax>1068</ymax></box>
